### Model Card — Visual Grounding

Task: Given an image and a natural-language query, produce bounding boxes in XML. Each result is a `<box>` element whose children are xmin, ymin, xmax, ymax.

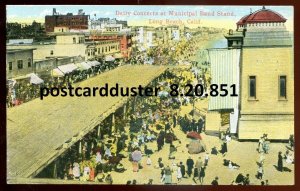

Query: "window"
<box><xmin>73</xmin><ymin>37</ymin><xmax>76</xmax><ymax>44</ymax></box>
<box><xmin>17</xmin><ymin>60</ymin><xmax>23</xmax><ymax>69</ymax></box>
<box><xmin>249</xmin><ymin>76</ymin><xmax>256</xmax><ymax>98</ymax></box>
<box><xmin>9</xmin><ymin>62</ymin><xmax>12</xmax><ymax>71</ymax></box>
<box><xmin>28</xmin><ymin>58</ymin><xmax>31</xmax><ymax>67</ymax></box>
<box><xmin>50</xmin><ymin>50</ymin><xmax>54</xmax><ymax>55</ymax></box>
<box><xmin>279</xmin><ymin>76</ymin><xmax>287</xmax><ymax>99</ymax></box>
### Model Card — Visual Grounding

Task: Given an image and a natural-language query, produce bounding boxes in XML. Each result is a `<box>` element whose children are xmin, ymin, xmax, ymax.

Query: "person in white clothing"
<box><xmin>204</xmin><ymin>153</ymin><xmax>210</xmax><ymax>166</ymax></box>
<box><xmin>177</xmin><ymin>165</ymin><xmax>182</xmax><ymax>182</ymax></box>
<box><xmin>72</xmin><ymin>162</ymin><xmax>80</xmax><ymax>180</ymax></box>
<box><xmin>147</xmin><ymin>155</ymin><xmax>152</xmax><ymax>165</ymax></box>
<box><xmin>96</xmin><ymin>152</ymin><xmax>102</xmax><ymax>164</ymax></box>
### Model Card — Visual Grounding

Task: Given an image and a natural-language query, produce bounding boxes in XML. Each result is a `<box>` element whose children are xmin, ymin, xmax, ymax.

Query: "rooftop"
<box><xmin>6</xmin><ymin>48</ymin><xmax>36</xmax><ymax>53</ymax></box>
<box><xmin>237</xmin><ymin>6</ymin><xmax>287</xmax><ymax>25</ymax></box>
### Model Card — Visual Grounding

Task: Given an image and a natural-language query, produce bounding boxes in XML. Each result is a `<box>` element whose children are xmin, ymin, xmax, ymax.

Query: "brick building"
<box><xmin>88</xmin><ymin>33</ymin><xmax>132</xmax><ymax>58</ymax></box>
<box><xmin>45</xmin><ymin>9</ymin><xmax>89</xmax><ymax>32</ymax></box>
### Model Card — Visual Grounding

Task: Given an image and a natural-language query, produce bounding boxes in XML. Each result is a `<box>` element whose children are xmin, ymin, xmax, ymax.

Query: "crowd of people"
<box><xmin>33</xmin><ymin>61</ymin><xmax>295</xmax><ymax>185</ymax></box>
<box><xmin>6</xmin><ymin>60</ymin><xmax>121</xmax><ymax>108</ymax></box>
<box><xmin>22</xmin><ymin>34</ymin><xmax>294</xmax><ymax>185</ymax></box>
<box><xmin>35</xmin><ymin>66</ymin><xmax>210</xmax><ymax>183</ymax></box>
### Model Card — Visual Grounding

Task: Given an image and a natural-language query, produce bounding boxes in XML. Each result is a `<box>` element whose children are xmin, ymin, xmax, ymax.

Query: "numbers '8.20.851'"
<box><xmin>169</xmin><ymin>84</ymin><xmax>238</xmax><ymax>97</ymax></box>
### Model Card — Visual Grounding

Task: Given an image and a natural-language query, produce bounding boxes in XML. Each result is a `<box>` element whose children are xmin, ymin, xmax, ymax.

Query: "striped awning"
<box><xmin>87</xmin><ymin>61</ymin><xmax>101</xmax><ymax>67</ymax></box>
<box><xmin>76</xmin><ymin>62</ymin><xmax>92</xmax><ymax>70</ymax></box>
<box><xmin>207</xmin><ymin>49</ymin><xmax>241</xmax><ymax>110</ymax></box>
<box><xmin>57</xmin><ymin>63</ymin><xmax>78</xmax><ymax>74</ymax></box>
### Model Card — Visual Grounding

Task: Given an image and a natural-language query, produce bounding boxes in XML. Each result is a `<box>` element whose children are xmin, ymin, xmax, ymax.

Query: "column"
<box><xmin>97</xmin><ymin>124</ymin><xmax>101</xmax><ymax>139</ymax></box>
<box><xmin>78</xmin><ymin>141</ymin><xmax>82</xmax><ymax>154</ymax></box>
<box><xmin>133</xmin><ymin>97</ymin><xmax>136</xmax><ymax>112</ymax></box>
<box><xmin>123</xmin><ymin>105</ymin><xmax>127</xmax><ymax>120</ymax></box>
<box><xmin>112</xmin><ymin>113</ymin><xmax>116</xmax><ymax>133</ymax></box>
<box><xmin>53</xmin><ymin>160</ymin><xmax>57</xmax><ymax>178</ymax></box>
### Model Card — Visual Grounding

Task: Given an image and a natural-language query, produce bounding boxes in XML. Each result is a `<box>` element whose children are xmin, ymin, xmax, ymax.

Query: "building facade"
<box><xmin>56</xmin><ymin>34</ymin><xmax>85</xmax><ymax>44</ymax></box>
<box><xmin>88</xmin><ymin>33</ymin><xmax>132</xmax><ymax>58</ymax></box>
<box><xmin>45</xmin><ymin>9</ymin><xmax>89</xmax><ymax>32</ymax></box>
<box><xmin>86</xmin><ymin>40</ymin><xmax>121</xmax><ymax>60</ymax></box>
<box><xmin>208</xmin><ymin>7</ymin><xmax>294</xmax><ymax>140</ymax></box>
<box><xmin>6</xmin><ymin>48</ymin><xmax>35</xmax><ymax>78</ymax></box>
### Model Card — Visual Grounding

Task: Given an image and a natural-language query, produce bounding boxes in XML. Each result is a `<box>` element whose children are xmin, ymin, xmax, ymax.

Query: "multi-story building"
<box><xmin>45</xmin><ymin>9</ymin><xmax>89</xmax><ymax>32</ymax></box>
<box><xmin>207</xmin><ymin>7</ymin><xmax>293</xmax><ymax>140</ymax></box>
<box><xmin>88</xmin><ymin>33</ymin><xmax>132</xmax><ymax>58</ymax></box>
<box><xmin>133</xmin><ymin>26</ymin><xmax>158</xmax><ymax>48</ymax></box>
<box><xmin>7</xmin><ymin>34</ymin><xmax>87</xmax><ymax>61</ymax></box>
<box><xmin>6</xmin><ymin>48</ymin><xmax>35</xmax><ymax>78</ymax></box>
<box><xmin>89</xmin><ymin>17</ymin><xmax>128</xmax><ymax>30</ymax></box>
<box><xmin>7</xmin><ymin>33</ymin><xmax>123</xmax><ymax>62</ymax></box>
<box><xmin>56</xmin><ymin>33</ymin><xmax>85</xmax><ymax>44</ymax></box>
<box><xmin>86</xmin><ymin>40</ymin><xmax>121</xmax><ymax>60</ymax></box>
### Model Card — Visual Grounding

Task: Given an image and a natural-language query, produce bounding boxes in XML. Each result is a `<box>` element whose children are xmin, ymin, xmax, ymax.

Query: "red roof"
<box><xmin>237</xmin><ymin>7</ymin><xmax>287</xmax><ymax>25</ymax></box>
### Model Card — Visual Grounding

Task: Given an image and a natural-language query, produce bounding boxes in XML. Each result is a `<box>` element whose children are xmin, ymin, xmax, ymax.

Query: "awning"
<box><xmin>12</xmin><ymin>73</ymin><xmax>43</xmax><ymax>84</ymax></box>
<box><xmin>26</xmin><ymin>73</ymin><xmax>44</xmax><ymax>84</ymax></box>
<box><xmin>105</xmin><ymin>55</ymin><xmax>115</xmax><ymax>62</ymax></box>
<box><xmin>52</xmin><ymin>68</ymin><xmax>64</xmax><ymax>77</ymax></box>
<box><xmin>87</xmin><ymin>61</ymin><xmax>100</xmax><ymax>67</ymax></box>
<box><xmin>57</xmin><ymin>63</ymin><xmax>78</xmax><ymax>74</ymax></box>
<box><xmin>76</xmin><ymin>62</ymin><xmax>91</xmax><ymax>70</ymax></box>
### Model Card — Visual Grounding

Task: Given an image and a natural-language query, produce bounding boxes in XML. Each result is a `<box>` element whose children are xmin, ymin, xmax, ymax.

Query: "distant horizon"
<box><xmin>6</xmin><ymin>5</ymin><xmax>294</xmax><ymax>31</ymax></box>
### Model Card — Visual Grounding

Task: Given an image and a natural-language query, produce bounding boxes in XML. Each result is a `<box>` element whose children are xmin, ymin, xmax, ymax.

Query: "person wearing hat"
<box><xmin>104</xmin><ymin>145</ymin><xmax>112</xmax><ymax>160</ymax></box>
<box><xmin>95</xmin><ymin>170</ymin><xmax>105</xmax><ymax>182</ymax></box>
<box><xmin>147</xmin><ymin>179</ymin><xmax>153</xmax><ymax>185</ymax></box>
<box><xmin>105</xmin><ymin>172</ymin><xmax>113</xmax><ymax>184</ymax></box>
<box><xmin>277</xmin><ymin>151</ymin><xmax>283</xmax><ymax>172</ymax></box>
<box><xmin>195</xmin><ymin>157</ymin><xmax>203</xmax><ymax>175</ymax></box>
<box><xmin>179</xmin><ymin>161</ymin><xmax>186</xmax><ymax>178</ymax></box>
<box><xmin>204</xmin><ymin>152</ymin><xmax>210</xmax><ymax>166</ymax></box>
<box><xmin>186</xmin><ymin>156</ymin><xmax>194</xmax><ymax>177</ymax></box>
<box><xmin>211</xmin><ymin>177</ymin><xmax>219</xmax><ymax>185</ymax></box>
<box><xmin>243</xmin><ymin>174</ymin><xmax>250</xmax><ymax>185</ymax></box>
<box><xmin>164</xmin><ymin>165</ymin><xmax>172</xmax><ymax>184</ymax></box>
<box><xmin>198</xmin><ymin>161</ymin><xmax>206</xmax><ymax>184</ymax></box>
<box><xmin>169</xmin><ymin>143</ymin><xmax>177</xmax><ymax>159</ymax></box>
<box><xmin>146</xmin><ymin>155</ymin><xmax>152</xmax><ymax>165</ymax></box>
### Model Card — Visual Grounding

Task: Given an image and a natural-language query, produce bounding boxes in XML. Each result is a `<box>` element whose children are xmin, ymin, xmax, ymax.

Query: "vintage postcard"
<box><xmin>6</xmin><ymin>5</ymin><xmax>294</xmax><ymax>185</ymax></box>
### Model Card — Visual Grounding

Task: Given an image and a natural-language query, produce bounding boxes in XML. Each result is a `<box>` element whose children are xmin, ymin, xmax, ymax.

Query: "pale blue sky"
<box><xmin>6</xmin><ymin>5</ymin><xmax>294</xmax><ymax>30</ymax></box>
